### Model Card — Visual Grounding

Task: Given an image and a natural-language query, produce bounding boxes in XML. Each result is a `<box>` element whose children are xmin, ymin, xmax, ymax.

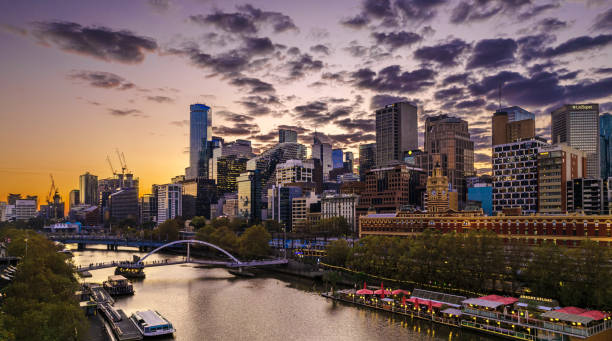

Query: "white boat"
<box><xmin>129</xmin><ymin>310</ymin><xmax>175</xmax><ymax>337</ymax></box>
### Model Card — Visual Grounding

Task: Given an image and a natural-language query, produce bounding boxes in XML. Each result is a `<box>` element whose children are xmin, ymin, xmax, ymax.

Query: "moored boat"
<box><xmin>130</xmin><ymin>310</ymin><xmax>175</xmax><ymax>337</ymax></box>
<box><xmin>103</xmin><ymin>275</ymin><xmax>135</xmax><ymax>296</ymax></box>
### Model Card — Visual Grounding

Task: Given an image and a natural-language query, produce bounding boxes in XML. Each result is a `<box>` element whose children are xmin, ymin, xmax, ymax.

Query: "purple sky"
<box><xmin>1</xmin><ymin>0</ymin><xmax>611</xmax><ymax>201</ymax></box>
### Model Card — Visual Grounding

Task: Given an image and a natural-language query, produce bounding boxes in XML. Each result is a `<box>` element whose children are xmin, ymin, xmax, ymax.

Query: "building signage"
<box><xmin>571</xmin><ymin>104</ymin><xmax>594</xmax><ymax>111</ymax></box>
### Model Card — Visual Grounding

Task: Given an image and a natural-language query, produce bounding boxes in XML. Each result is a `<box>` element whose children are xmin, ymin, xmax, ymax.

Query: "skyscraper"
<box><xmin>157</xmin><ymin>184</ymin><xmax>182</xmax><ymax>223</ymax></box>
<box><xmin>69</xmin><ymin>189</ymin><xmax>80</xmax><ymax>209</ymax></box>
<box><xmin>312</xmin><ymin>133</ymin><xmax>332</xmax><ymax>179</ymax></box>
<box><xmin>186</xmin><ymin>104</ymin><xmax>212</xmax><ymax>180</ymax></box>
<box><xmin>279</xmin><ymin>129</ymin><xmax>298</xmax><ymax>143</ymax></box>
<box><xmin>79</xmin><ymin>172</ymin><xmax>98</xmax><ymax>206</ymax></box>
<box><xmin>237</xmin><ymin>170</ymin><xmax>261</xmax><ymax>223</ymax></box>
<box><xmin>424</xmin><ymin>115</ymin><xmax>474</xmax><ymax>206</ymax></box>
<box><xmin>344</xmin><ymin>151</ymin><xmax>354</xmax><ymax>173</ymax></box>
<box><xmin>246</xmin><ymin>142</ymin><xmax>307</xmax><ymax>193</ymax></box>
<box><xmin>375</xmin><ymin>102</ymin><xmax>418</xmax><ymax>167</ymax></box>
<box><xmin>600</xmin><ymin>113</ymin><xmax>612</xmax><ymax>179</ymax></box>
<box><xmin>492</xmin><ymin>106</ymin><xmax>535</xmax><ymax>146</ymax></box>
<box><xmin>332</xmin><ymin>149</ymin><xmax>343</xmax><ymax>169</ymax></box>
<box><xmin>358</xmin><ymin>143</ymin><xmax>376</xmax><ymax>179</ymax></box>
<box><xmin>551</xmin><ymin>104</ymin><xmax>600</xmax><ymax>178</ymax></box>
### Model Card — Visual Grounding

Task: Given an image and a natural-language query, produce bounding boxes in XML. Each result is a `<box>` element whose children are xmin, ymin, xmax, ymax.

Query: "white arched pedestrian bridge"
<box><xmin>76</xmin><ymin>239</ymin><xmax>288</xmax><ymax>273</ymax></box>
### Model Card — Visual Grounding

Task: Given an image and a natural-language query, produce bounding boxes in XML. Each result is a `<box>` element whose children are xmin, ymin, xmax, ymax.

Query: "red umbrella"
<box><xmin>392</xmin><ymin>289</ymin><xmax>410</xmax><ymax>295</ymax></box>
<box><xmin>356</xmin><ymin>281</ymin><xmax>373</xmax><ymax>295</ymax></box>
<box><xmin>428</xmin><ymin>299</ymin><xmax>433</xmax><ymax>312</ymax></box>
<box><xmin>380</xmin><ymin>282</ymin><xmax>384</xmax><ymax>299</ymax></box>
<box><xmin>402</xmin><ymin>296</ymin><xmax>406</xmax><ymax>306</ymax></box>
<box><xmin>415</xmin><ymin>297</ymin><xmax>419</xmax><ymax>310</ymax></box>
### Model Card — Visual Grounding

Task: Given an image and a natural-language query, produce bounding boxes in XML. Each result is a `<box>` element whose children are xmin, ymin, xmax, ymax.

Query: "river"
<box><xmin>72</xmin><ymin>246</ymin><xmax>496</xmax><ymax>341</ymax></box>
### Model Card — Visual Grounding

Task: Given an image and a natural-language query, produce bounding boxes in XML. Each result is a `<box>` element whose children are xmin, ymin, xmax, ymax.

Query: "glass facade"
<box><xmin>600</xmin><ymin>113</ymin><xmax>612</xmax><ymax>179</ymax></box>
<box><xmin>188</xmin><ymin>104</ymin><xmax>212</xmax><ymax>179</ymax></box>
<box><xmin>332</xmin><ymin>149</ymin><xmax>343</xmax><ymax>169</ymax></box>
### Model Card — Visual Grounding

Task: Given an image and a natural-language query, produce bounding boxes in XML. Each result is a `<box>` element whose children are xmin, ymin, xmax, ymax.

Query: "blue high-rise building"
<box><xmin>468</xmin><ymin>185</ymin><xmax>493</xmax><ymax>216</ymax></box>
<box><xmin>332</xmin><ymin>149</ymin><xmax>343</xmax><ymax>169</ymax></box>
<box><xmin>187</xmin><ymin>104</ymin><xmax>212</xmax><ymax>180</ymax></box>
<box><xmin>600</xmin><ymin>113</ymin><xmax>612</xmax><ymax>179</ymax></box>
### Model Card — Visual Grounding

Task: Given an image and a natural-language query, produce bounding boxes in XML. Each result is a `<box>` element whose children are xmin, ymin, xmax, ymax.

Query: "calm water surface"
<box><xmin>72</xmin><ymin>246</ymin><xmax>496</xmax><ymax>341</ymax></box>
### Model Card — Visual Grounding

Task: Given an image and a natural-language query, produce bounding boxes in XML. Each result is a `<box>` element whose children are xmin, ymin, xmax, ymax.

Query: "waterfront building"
<box><xmin>14</xmin><ymin>198</ymin><xmax>36</xmax><ymax>221</ymax></box>
<box><xmin>467</xmin><ymin>185</ymin><xmax>493</xmax><ymax>216</ymax></box>
<box><xmin>359</xmin><ymin>210</ymin><xmax>612</xmax><ymax>247</ymax></box>
<box><xmin>139</xmin><ymin>194</ymin><xmax>157</xmax><ymax>224</ymax></box>
<box><xmin>108</xmin><ymin>188</ymin><xmax>138</xmax><ymax>222</ymax></box>
<box><xmin>292</xmin><ymin>192</ymin><xmax>319</xmax><ymax>230</ymax></box>
<box><xmin>69</xmin><ymin>204</ymin><xmax>99</xmax><ymax>226</ymax></box>
<box><xmin>426</xmin><ymin>163</ymin><xmax>458</xmax><ymax>212</ymax></box>
<box><xmin>356</xmin><ymin>164</ymin><xmax>412</xmax><ymax>214</ymax></box>
<box><xmin>492</xmin><ymin>137</ymin><xmax>549</xmax><ymax>214</ymax></box>
<box><xmin>237</xmin><ymin>170</ymin><xmax>261</xmax><ymax>223</ymax></box>
<box><xmin>600</xmin><ymin>113</ymin><xmax>612</xmax><ymax>179</ymax></box>
<box><xmin>567</xmin><ymin>178</ymin><xmax>609</xmax><ymax>215</ymax></box>
<box><xmin>424</xmin><ymin>115</ymin><xmax>474</xmax><ymax>207</ymax></box>
<box><xmin>332</xmin><ymin>149</ymin><xmax>343</xmax><ymax>169</ymax></box>
<box><xmin>358</xmin><ymin>143</ymin><xmax>376</xmax><ymax>179</ymax></box>
<box><xmin>551</xmin><ymin>104</ymin><xmax>600</xmax><ymax>178</ymax></box>
<box><xmin>181</xmin><ymin>178</ymin><xmax>217</xmax><ymax>219</ymax></box>
<box><xmin>247</xmin><ymin>142</ymin><xmax>307</xmax><ymax>194</ymax></box>
<box><xmin>375</xmin><ymin>102</ymin><xmax>418</xmax><ymax>167</ymax></box>
<box><xmin>312</xmin><ymin>133</ymin><xmax>333</xmax><ymax>180</ymax></box>
<box><xmin>79</xmin><ymin>172</ymin><xmax>98</xmax><ymax>206</ymax></box>
<box><xmin>537</xmin><ymin>144</ymin><xmax>586</xmax><ymax>214</ymax></box>
<box><xmin>275</xmin><ymin>159</ymin><xmax>314</xmax><ymax>186</ymax></box>
<box><xmin>156</xmin><ymin>184</ymin><xmax>182</xmax><ymax>223</ymax></box>
<box><xmin>321</xmin><ymin>193</ymin><xmax>359</xmax><ymax>234</ymax></box>
<box><xmin>216</xmin><ymin>155</ymin><xmax>249</xmax><ymax>194</ymax></box>
<box><xmin>279</xmin><ymin>129</ymin><xmax>298</xmax><ymax>143</ymax></box>
<box><xmin>186</xmin><ymin>104</ymin><xmax>212</xmax><ymax>180</ymax></box>
<box><xmin>222</xmin><ymin>193</ymin><xmax>239</xmax><ymax>218</ymax></box>
<box><xmin>268</xmin><ymin>185</ymin><xmax>302</xmax><ymax>230</ymax></box>
<box><xmin>69</xmin><ymin>189</ymin><xmax>80</xmax><ymax>209</ymax></box>
<box><xmin>492</xmin><ymin>106</ymin><xmax>535</xmax><ymax>146</ymax></box>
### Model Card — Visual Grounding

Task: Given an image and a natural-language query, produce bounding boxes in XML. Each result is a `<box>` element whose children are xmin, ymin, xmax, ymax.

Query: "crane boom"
<box><xmin>107</xmin><ymin>155</ymin><xmax>117</xmax><ymax>175</ymax></box>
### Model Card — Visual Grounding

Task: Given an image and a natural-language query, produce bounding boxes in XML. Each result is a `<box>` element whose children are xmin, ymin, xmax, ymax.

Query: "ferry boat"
<box><xmin>115</xmin><ymin>261</ymin><xmax>146</xmax><ymax>279</ymax></box>
<box><xmin>103</xmin><ymin>275</ymin><xmax>135</xmax><ymax>296</ymax></box>
<box><xmin>130</xmin><ymin>310</ymin><xmax>175</xmax><ymax>337</ymax></box>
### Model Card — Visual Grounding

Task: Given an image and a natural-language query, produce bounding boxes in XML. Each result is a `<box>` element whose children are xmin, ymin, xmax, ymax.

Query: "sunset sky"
<box><xmin>1</xmin><ymin>0</ymin><xmax>611</xmax><ymax>205</ymax></box>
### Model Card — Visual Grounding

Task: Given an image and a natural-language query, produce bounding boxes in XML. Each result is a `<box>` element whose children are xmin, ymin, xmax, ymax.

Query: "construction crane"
<box><xmin>47</xmin><ymin>174</ymin><xmax>58</xmax><ymax>204</ymax></box>
<box><xmin>115</xmin><ymin>148</ymin><xmax>129</xmax><ymax>174</ymax></box>
<box><xmin>107</xmin><ymin>155</ymin><xmax>118</xmax><ymax>176</ymax></box>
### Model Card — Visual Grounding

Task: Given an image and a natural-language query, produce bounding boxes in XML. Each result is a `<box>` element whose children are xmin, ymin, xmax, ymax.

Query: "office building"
<box><xmin>492</xmin><ymin>106</ymin><xmax>535</xmax><ymax>146</ymax></box>
<box><xmin>467</xmin><ymin>185</ymin><xmax>493</xmax><ymax>216</ymax></box>
<box><xmin>69</xmin><ymin>189</ymin><xmax>80</xmax><ymax>209</ymax></box>
<box><xmin>551</xmin><ymin>104</ymin><xmax>600</xmax><ymax>178</ymax></box>
<box><xmin>600</xmin><ymin>113</ymin><xmax>612</xmax><ymax>179</ymax></box>
<box><xmin>210</xmin><ymin>139</ymin><xmax>254</xmax><ymax>182</ymax></box>
<box><xmin>79</xmin><ymin>172</ymin><xmax>98</xmax><ymax>206</ymax></box>
<box><xmin>375</xmin><ymin>102</ymin><xmax>418</xmax><ymax>167</ymax></box>
<box><xmin>0</xmin><ymin>202</ymin><xmax>6</xmax><ymax>222</ymax></box>
<box><xmin>424</xmin><ymin>115</ymin><xmax>474</xmax><ymax>206</ymax></box>
<box><xmin>357</xmin><ymin>164</ymin><xmax>412</xmax><ymax>214</ymax></box>
<box><xmin>275</xmin><ymin>159</ymin><xmax>314</xmax><ymax>186</ymax></box>
<box><xmin>181</xmin><ymin>178</ymin><xmax>217</xmax><ymax>219</ymax></box>
<box><xmin>312</xmin><ymin>133</ymin><xmax>333</xmax><ymax>179</ymax></box>
<box><xmin>222</xmin><ymin>193</ymin><xmax>239</xmax><ymax>218</ymax></box>
<box><xmin>15</xmin><ymin>198</ymin><xmax>37</xmax><ymax>220</ymax></box>
<box><xmin>69</xmin><ymin>204</ymin><xmax>99</xmax><ymax>226</ymax></box>
<box><xmin>268</xmin><ymin>185</ymin><xmax>302</xmax><ymax>230</ymax></box>
<box><xmin>292</xmin><ymin>192</ymin><xmax>319</xmax><ymax>230</ymax></box>
<box><xmin>426</xmin><ymin>163</ymin><xmax>458</xmax><ymax>212</ymax></box>
<box><xmin>7</xmin><ymin>194</ymin><xmax>21</xmax><ymax>205</ymax></box>
<box><xmin>139</xmin><ymin>194</ymin><xmax>157</xmax><ymax>224</ymax></box>
<box><xmin>108</xmin><ymin>188</ymin><xmax>138</xmax><ymax>222</ymax></box>
<box><xmin>492</xmin><ymin>137</ymin><xmax>548</xmax><ymax>214</ymax></box>
<box><xmin>321</xmin><ymin>193</ymin><xmax>359</xmax><ymax>234</ymax></box>
<box><xmin>186</xmin><ymin>104</ymin><xmax>212</xmax><ymax>180</ymax></box>
<box><xmin>332</xmin><ymin>149</ymin><xmax>343</xmax><ymax>169</ymax></box>
<box><xmin>216</xmin><ymin>155</ymin><xmax>249</xmax><ymax>194</ymax></box>
<box><xmin>237</xmin><ymin>170</ymin><xmax>261</xmax><ymax>223</ymax></box>
<box><xmin>567</xmin><ymin>178</ymin><xmax>609</xmax><ymax>215</ymax></box>
<box><xmin>344</xmin><ymin>151</ymin><xmax>354</xmax><ymax>173</ymax></box>
<box><xmin>358</xmin><ymin>143</ymin><xmax>376</xmax><ymax>179</ymax></box>
<box><xmin>279</xmin><ymin>129</ymin><xmax>298</xmax><ymax>143</ymax></box>
<box><xmin>247</xmin><ymin>142</ymin><xmax>307</xmax><ymax>194</ymax></box>
<box><xmin>157</xmin><ymin>184</ymin><xmax>182</xmax><ymax>223</ymax></box>
<box><xmin>537</xmin><ymin>144</ymin><xmax>586</xmax><ymax>214</ymax></box>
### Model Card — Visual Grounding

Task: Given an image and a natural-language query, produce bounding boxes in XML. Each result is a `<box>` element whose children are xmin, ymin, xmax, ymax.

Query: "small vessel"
<box><xmin>115</xmin><ymin>262</ymin><xmax>146</xmax><ymax>279</ymax></box>
<box><xmin>103</xmin><ymin>275</ymin><xmax>135</xmax><ymax>296</ymax></box>
<box><xmin>130</xmin><ymin>310</ymin><xmax>175</xmax><ymax>337</ymax></box>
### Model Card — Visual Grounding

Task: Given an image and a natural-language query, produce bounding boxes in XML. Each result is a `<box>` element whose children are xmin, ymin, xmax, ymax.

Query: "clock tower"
<box><xmin>426</xmin><ymin>163</ymin><xmax>458</xmax><ymax>212</ymax></box>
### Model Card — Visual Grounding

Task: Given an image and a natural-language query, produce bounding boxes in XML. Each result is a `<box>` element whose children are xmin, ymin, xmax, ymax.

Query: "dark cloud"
<box><xmin>68</xmin><ymin>70</ymin><xmax>134</xmax><ymax>90</ymax></box>
<box><xmin>238</xmin><ymin>4</ymin><xmax>298</xmax><ymax>33</ymax></box>
<box><xmin>351</xmin><ymin>65</ymin><xmax>436</xmax><ymax>94</ymax></box>
<box><xmin>474</xmin><ymin>152</ymin><xmax>491</xmax><ymax>163</ymax></box>
<box><xmin>517</xmin><ymin>34</ymin><xmax>555</xmax><ymax>62</ymax></box>
<box><xmin>372</xmin><ymin>31</ymin><xmax>422</xmax><ymax>48</ymax></box>
<box><xmin>230</xmin><ymin>77</ymin><xmax>275</xmax><ymax>93</ymax></box>
<box><xmin>467</xmin><ymin>38</ymin><xmax>517</xmax><ymax>69</ymax></box>
<box><xmin>414</xmin><ymin>39</ymin><xmax>470</xmax><ymax>67</ymax></box>
<box><xmin>334</xmin><ymin>118</ymin><xmax>375</xmax><ymax>131</ymax></box>
<box><xmin>517</xmin><ymin>2</ymin><xmax>559</xmax><ymax>21</ymax></box>
<box><xmin>277</xmin><ymin>124</ymin><xmax>310</xmax><ymax>134</ymax></box>
<box><xmin>442</xmin><ymin>72</ymin><xmax>470</xmax><ymax>86</ymax></box>
<box><xmin>170</xmin><ymin>119</ymin><xmax>189</xmax><ymax>127</ymax></box>
<box><xmin>243</xmin><ymin>36</ymin><xmax>274</xmax><ymax>54</ymax></box>
<box><xmin>558</xmin><ymin>71</ymin><xmax>580</xmax><ymax>80</ymax></box>
<box><xmin>310</xmin><ymin>44</ymin><xmax>330</xmax><ymax>55</ymax></box>
<box><xmin>468</xmin><ymin>70</ymin><xmax>525</xmax><ymax>96</ymax></box>
<box><xmin>107</xmin><ymin>108</ymin><xmax>145</xmax><ymax>118</ymax></box>
<box><xmin>370</xmin><ymin>94</ymin><xmax>409</xmax><ymax>109</ymax></box>
<box><xmin>434</xmin><ymin>86</ymin><xmax>465</xmax><ymax>101</ymax></box>
<box><xmin>540</xmin><ymin>34</ymin><xmax>612</xmax><ymax>58</ymax></box>
<box><xmin>326</xmin><ymin>132</ymin><xmax>376</xmax><ymax>146</ymax></box>
<box><xmin>363</xmin><ymin>0</ymin><xmax>393</xmax><ymax>18</ymax></box>
<box><xmin>250</xmin><ymin>130</ymin><xmax>277</xmax><ymax>143</ymax></box>
<box><xmin>217</xmin><ymin>111</ymin><xmax>255</xmax><ymax>123</ymax></box>
<box><xmin>344</xmin><ymin>42</ymin><xmax>368</xmax><ymax>57</ymax></box>
<box><xmin>450</xmin><ymin>1</ymin><xmax>502</xmax><ymax>24</ymax></box>
<box><xmin>237</xmin><ymin>95</ymin><xmax>280</xmax><ymax>116</ymax></box>
<box><xmin>536</xmin><ymin>18</ymin><xmax>568</xmax><ymax>32</ymax></box>
<box><xmin>592</xmin><ymin>7</ymin><xmax>612</xmax><ymax>32</ymax></box>
<box><xmin>146</xmin><ymin>95</ymin><xmax>173</xmax><ymax>103</ymax></box>
<box><xmin>341</xmin><ymin>14</ymin><xmax>370</xmax><ymax>29</ymax></box>
<box><xmin>215</xmin><ymin>121</ymin><xmax>260</xmax><ymax>136</ymax></box>
<box><xmin>394</xmin><ymin>0</ymin><xmax>449</xmax><ymax>22</ymax></box>
<box><xmin>455</xmin><ymin>98</ymin><xmax>486</xmax><ymax>109</ymax></box>
<box><xmin>595</xmin><ymin>67</ymin><xmax>612</xmax><ymax>74</ymax></box>
<box><xmin>33</xmin><ymin>21</ymin><xmax>157</xmax><ymax>63</ymax></box>
<box><xmin>147</xmin><ymin>0</ymin><xmax>171</xmax><ymax>12</ymax></box>
<box><xmin>190</xmin><ymin>4</ymin><xmax>296</xmax><ymax>35</ymax></box>
<box><xmin>282</xmin><ymin>52</ymin><xmax>324</xmax><ymax>80</ymax></box>
<box><xmin>564</xmin><ymin>77</ymin><xmax>612</xmax><ymax>103</ymax></box>
<box><xmin>293</xmin><ymin>100</ymin><xmax>353</xmax><ymax>125</ymax></box>
<box><xmin>499</xmin><ymin>71</ymin><xmax>566</xmax><ymax>106</ymax></box>
<box><xmin>294</xmin><ymin>101</ymin><xmax>328</xmax><ymax>117</ymax></box>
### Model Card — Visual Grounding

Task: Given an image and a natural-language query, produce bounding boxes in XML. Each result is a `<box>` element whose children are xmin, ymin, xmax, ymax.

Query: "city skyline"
<box><xmin>1</xmin><ymin>0</ymin><xmax>612</xmax><ymax>203</ymax></box>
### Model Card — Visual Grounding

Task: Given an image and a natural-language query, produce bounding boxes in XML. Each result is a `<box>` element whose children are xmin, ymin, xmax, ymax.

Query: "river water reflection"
<box><xmin>72</xmin><ymin>246</ymin><xmax>496</xmax><ymax>341</ymax></box>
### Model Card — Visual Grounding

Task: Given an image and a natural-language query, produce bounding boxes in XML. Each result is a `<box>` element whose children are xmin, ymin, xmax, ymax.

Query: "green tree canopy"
<box><xmin>238</xmin><ymin>224</ymin><xmax>271</xmax><ymax>259</ymax></box>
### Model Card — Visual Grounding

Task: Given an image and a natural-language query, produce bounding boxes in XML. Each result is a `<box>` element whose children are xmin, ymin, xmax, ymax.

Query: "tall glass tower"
<box><xmin>187</xmin><ymin>104</ymin><xmax>212</xmax><ymax>180</ymax></box>
<box><xmin>600</xmin><ymin>113</ymin><xmax>612</xmax><ymax>179</ymax></box>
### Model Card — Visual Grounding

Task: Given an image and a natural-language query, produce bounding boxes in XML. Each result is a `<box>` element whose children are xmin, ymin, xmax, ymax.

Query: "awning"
<box><xmin>441</xmin><ymin>308</ymin><xmax>462</xmax><ymax>316</ymax></box>
<box><xmin>579</xmin><ymin>311</ymin><xmax>609</xmax><ymax>321</ymax></box>
<box><xmin>381</xmin><ymin>298</ymin><xmax>395</xmax><ymax>303</ymax></box>
<box><xmin>462</xmin><ymin>298</ymin><xmax>503</xmax><ymax>309</ymax></box>
<box><xmin>407</xmin><ymin>297</ymin><xmax>443</xmax><ymax>308</ymax></box>
<box><xmin>374</xmin><ymin>289</ymin><xmax>392</xmax><ymax>295</ymax></box>
<box><xmin>479</xmin><ymin>295</ymin><xmax>518</xmax><ymax>305</ymax></box>
<box><xmin>541</xmin><ymin>311</ymin><xmax>594</xmax><ymax>325</ymax></box>
<box><xmin>356</xmin><ymin>289</ymin><xmax>374</xmax><ymax>295</ymax></box>
<box><xmin>392</xmin><ymin>289</ymin><xmax>410</xmax><ymax>295</ymax></box>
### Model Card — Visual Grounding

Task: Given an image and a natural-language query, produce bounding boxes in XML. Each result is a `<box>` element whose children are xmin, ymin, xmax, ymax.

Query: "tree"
<box><xmin>325</xmin><ymin>239</ymin><xmax>350</xmax><ymax>266</ymax></box>
<box><xmin>156</xmin><ymin>219</ymin><xmax>180</xmax><ymax>241</ymax></box>
<box><xmin>238</xmin><ymin>225</ymin><xmax>271</xmax><ymax>259</ymax></box>
<box><xmin>190</xmin><ymin>216</ymin><xmax>207</xmax><ymax>230</ymax></box>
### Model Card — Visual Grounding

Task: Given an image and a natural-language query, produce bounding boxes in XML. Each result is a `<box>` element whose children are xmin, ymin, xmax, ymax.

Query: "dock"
<box><xmin>87</xmin><ymin>284</ymin><xmax>142</xmax><ymax>341</ymax></box>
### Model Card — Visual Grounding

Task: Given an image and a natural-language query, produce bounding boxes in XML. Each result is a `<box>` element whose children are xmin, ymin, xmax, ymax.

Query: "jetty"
<box><xmin>85</xmin><ymin>284</ymin><xmax>141</xmax><ymax>341</ymax></box>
